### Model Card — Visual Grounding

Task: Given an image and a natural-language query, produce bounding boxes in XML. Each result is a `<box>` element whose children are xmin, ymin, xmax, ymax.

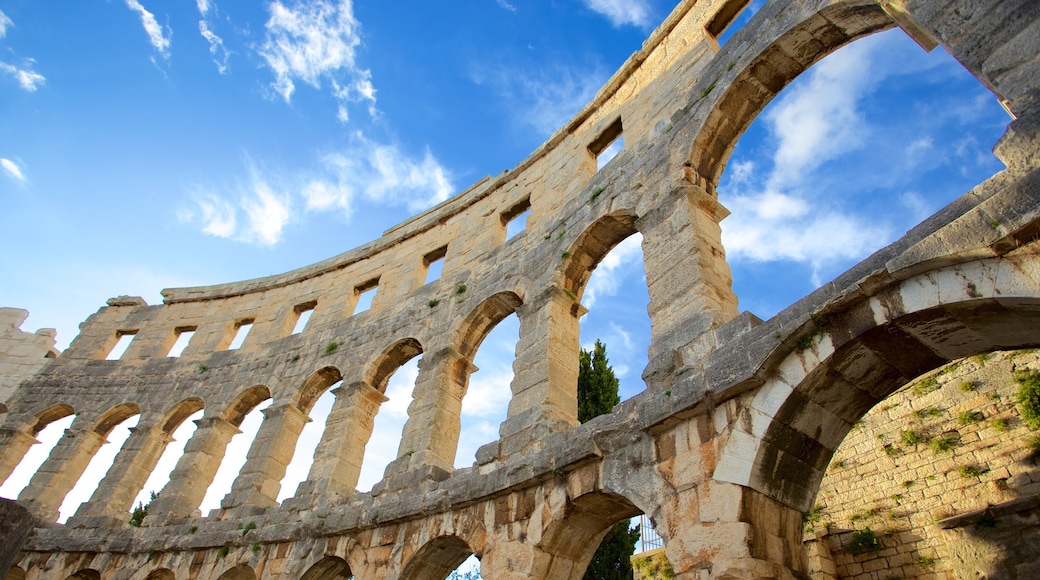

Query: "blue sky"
<box><xmin>0</xmin><ymin>0</ymin><xmax>1012</xmax><ymax>536</ymax></box>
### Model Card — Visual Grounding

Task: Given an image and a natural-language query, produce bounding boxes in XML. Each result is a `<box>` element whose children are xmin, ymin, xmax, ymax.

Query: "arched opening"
<box><xmin>5</xmin><ymin>567</ymin><xmax>26</xmax><ymax>580</ymax></box>
<box><xmin>58</xmin><ymin>403</ymin><xmax>141</xmax><ymax>522</ymax></box>
<box><xmin>357</xmin><ymin>338</ymin><xmax>423</xmax><ymax>492</ymax></box>
<box><xmin>711</xmin><ymin>27</ymin><xmax>1009</xmax><ymax>318</ymax></box>
<box><xmin>453</xmin><ymin>292</ymin><xmax>522</xmax><ymax>467</ymax></box>
<box><xmin>65</xmin><ymin>570</ymin><xmax>100</xmax><ymax>580</ymax></box>
<box><xmin>804</xmin><ymin>349</ymin><xmax>1040</xmax><ymax>578</ymax></box>
<box><xmin>300</xmin><ymin>556</ymin><xmax>353</xmax><ymax>580</ymax></box>
<box><xmin>400</xmin><ymin>535</ymin><xmax>475</xmax><ymax>580</ymax></box>
<box><xmin>279</xmin><ymin>367</ymin><xmax>343</xmax><ymax>500</ymax></box>
<box><xmin>536</xmin><ymin>491</ymin><xmax>644</xmax><ymax>580</ymax></box>
<box><xmin>131</xmin><ymin>399</ymin><xmax>206</xmax><ymax>518</ymax></box>
<box><xmin>143</xmin><ymin>569</ymin><xmax>176</xmax><ymax>580</ymax></box>
<box><xmin>199</xmin><ymin>386</ymin><xmax>272</xmax><ymax>514</ymax></box>
<box><xmin>0</xmin><ymin>404</ymin><xmax>74</xmax><ymax>498</ymax></box>
<box><xmin>215</xmin><ymin>565</ymin><xmax>255</xmax><ymax>580</ymax></box>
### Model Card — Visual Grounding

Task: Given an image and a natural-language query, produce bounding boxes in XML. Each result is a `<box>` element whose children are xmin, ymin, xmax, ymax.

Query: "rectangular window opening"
<box><xmin>501</xmin><ymin>197</ymin><xmax>532</xmax><ymax>241</ymax></box>
<box><xmin>292</xmin><ymin>302</ymin><xmax>316</xmax><ymax>335</ymax></box>
<box><xmin>588</xmin><ymin>117</ymin><xmax>624</xmax><ymax>172</ymax></box>
<box><xmin>708</xmin><ymin>0</ymin><xmax>755</xmax><ymax>46</ymax></box>
<box><xmin>227</xmin><ymin>319</ymin><xmax>254</xmax><ymax>350</ymax></box>
<box><xmin>105</xmin><ymin>331</ymin><xmax>137</xmax><ymax>361</ymax></box>
<box><xmin>423</xmin><ymin>246</ymin><xmax>448</xmax><ymax>285</ymax></box>
<box><xmin>354</xmin><ymin>279</ymin><xmax>379</xmax><ymax>315</ymax></box>
<box><xmin>167</xmin><ymin>327</ymin><xmax>197</xmax><ymax>357</ymax></box>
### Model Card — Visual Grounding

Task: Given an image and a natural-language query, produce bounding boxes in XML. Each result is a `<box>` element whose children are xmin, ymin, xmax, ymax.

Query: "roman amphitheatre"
<box><xmin>1</xmin><ymin>0</ymin><xmax>1038</xmax><ymax>577</ymax></box>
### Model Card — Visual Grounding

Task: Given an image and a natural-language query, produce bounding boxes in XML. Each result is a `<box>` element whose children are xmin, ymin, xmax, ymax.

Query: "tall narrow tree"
<box><xmin>579</xmin><ymin>340</ymin><xmax>640</xmax><ymax>580</ymax></box>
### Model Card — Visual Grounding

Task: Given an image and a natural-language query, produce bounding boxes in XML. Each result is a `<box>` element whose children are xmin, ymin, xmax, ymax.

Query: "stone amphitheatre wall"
<box><xmin>0</xmin><ymin>309</ymin><xmax>58</xmax><ymax>413</ymax></box>
<box><xmin>805</xmin><ymin>349</ymin><xmax>1040</xmax><ymax>579</ymax></box>
<box><xmin>1</xmin><ymin>0</ymin><xmax>1038</xmax><ymax>578</ymax></box>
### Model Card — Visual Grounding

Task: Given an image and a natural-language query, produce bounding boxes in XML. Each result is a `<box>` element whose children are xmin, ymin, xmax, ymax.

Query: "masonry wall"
<box><xmin>0</xmin><ymin>308</ymin><xmax>58</xmax><ymax>410</ymax></box>
<box><xmin>805</xmin><ymin>349</ymin><xmax>1040</xmax><ymax>579</ymax></box>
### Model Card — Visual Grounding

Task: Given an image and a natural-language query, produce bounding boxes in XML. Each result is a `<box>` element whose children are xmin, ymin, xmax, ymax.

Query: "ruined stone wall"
<box><xmin>0</xmin><ymin>308</ymin><xmax>57</xmax><ymax>411</ymax></box>
<box><xmin>0</xmin><ymin>0</ymin><xmax>1037</xmax><ymax>577</ymax></box>
<box><xmin>805</xmin><ymin>349</ymin><xmax>1040</xmax><ymax>579</ymax></box>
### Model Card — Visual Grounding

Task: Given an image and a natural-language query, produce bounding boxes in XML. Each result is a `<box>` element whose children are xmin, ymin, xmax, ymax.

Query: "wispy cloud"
<box><xmin>583</xmin><ymin>0</ymin><xmax>653</xmax><ymax>28</ymax></box>
<box><xmin>584</xmin><ymin>234</ymin><xmax>642</xmax><ymax>308</ymax></box>
<box><xmin>198</xmin><ymin>20</ymin><xmax>230</xmax><ymax>74</ymax></box>
<box><xmin>0</xmin><ymin>61</ymin><xmax>44</xmax><ymax>92</ymax></box>
<box><xmin>0</xmin><ymin>10</ymin><xmax>12</xmax><ymax>37</ymax></box>
<box><xmin>473</xmin><ymin>61</ymin><xmax>607</xmax><ymax>137</ymax></box>
<box><xmin>125</xmin><ymin>0</ymin><xmax>172</xmax><ymax>60</ymax></box>
<box><xmin>0</xmin><ymin>11</ymin><xmax>45</xmax><ymax>92</ymax></box>
<box><xmin>259</xmin><ymin>0</ymin><xmax>374</xmax><ymax>121</ymax></box>
<box><xmin>1</xmin><ymin>158</ymin><xmax>26</xmax><ymax>182</ymax></box>
<box><xmin>495</xmin><ymin>0</ymin><xmax>517</xmax><ymax>12</ymax></box>
<box><xmin>183</xmin><ymin>134</ymin><xmax>454</xmax><ymax>245</ymax></box>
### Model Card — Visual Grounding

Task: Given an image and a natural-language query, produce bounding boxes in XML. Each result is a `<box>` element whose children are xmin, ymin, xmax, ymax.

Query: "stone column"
<box><xmin>0</xmin><ymin>428</ymin><xmax>39</xmax><ymax>485</ymax></box>
<box><xmin>66</xmin><ymin>424</ymin><xmax>171</xmax><ymax>528</ymax></box>
<box><xmin>218</xmin><ymin>404</ymin><xmax>310</xmax><ymax>516</ymax></box>
<box><xmin>17</xmin><ymin>427</ymin><xmax>107</xmax><ymax>521</ymax></box>
<box><xmin>498</xmin><ymin>286</ymin><xmax>586</xmax><ymax>458</ymax></box>
<box><xmin>289</xmin><ymin>382</ymin><xmax>387</xmax><ymax>508</ymax></box>
<box><xmin>382</xmin><ymin>346</ymin><xmax>476</xmax><ymax>484</ymax></box>
<box><xmin>144</xmin><ymin>417</ymin><xmax>240</xmax><ymax>525</ymax></box>
<box><xmin>639</xmin><ymin>183</ymin><xmax>739</xmax><ymax>385</ymax></box>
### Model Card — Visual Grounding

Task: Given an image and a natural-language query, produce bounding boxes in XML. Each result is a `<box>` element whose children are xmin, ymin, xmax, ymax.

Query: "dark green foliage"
<box><xmin>578</xmin><ymin>340</ymin><xmax>639</xmax><ymax>580</ymax></box>
<box><xmin>129</xmin><ymin>490</ymin><xmax>158</xmax><ymax>527</ymax></box>
<box><xmin>1015</xmin><ymin>370</ymin><xmax>1040</xmax><ymax>430</ymax></box>
<box><xmin>847</xmin><ymin>528</ymin><xmax>881</xmax><ymax>555</ymax></box>
<box><xmin>583</xmin><ymin>521</ymin><xmax>640</xmax><ymax>580</ymax></box>
<box><xmin>578</xmin><ymin>340</ymin><xmax>621</xmax><ymax>424</ymax></box>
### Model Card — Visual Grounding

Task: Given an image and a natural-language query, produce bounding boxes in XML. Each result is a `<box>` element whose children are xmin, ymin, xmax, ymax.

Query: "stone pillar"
<box><xmin>218</xmin><ymin>404</ymin><xmax>310</xmax><ymax>516</ymax></box>
<box><xmin>383</xmin><ymin>346</ymin><xmax>476</xmax><ymax>484</ymax></box>
<box><xmin>67</xmin><ymin>424</ymin><xmax>171</xmax><ymax>528</ymax></box>
<box><xmin>0</xmin><ymin>428</ymin><xmax>39</xmax><ymax>485</ymax></box>
<box><xmin>639</xmin><ymin>183</ymin><xmax>739</xmax><ymax>385</ymax></box>
<box><xmin>498</xmin><ymin>286</ymin><xmax>585</xmax><ymax>458</ymax></box>
<box><xmin>17</xmin><ymin>427</ymin><xmax>107</xmax><ymax>521</ymax></box>
<box><xmin>289</xmin><ymin>382</ymin><xmax>387</xmax><ymax>508</ymax></box>
<box><xmin>144</xmin><ymin>417</ymin><xmax>240</xmax><ymax>525</ymax></box>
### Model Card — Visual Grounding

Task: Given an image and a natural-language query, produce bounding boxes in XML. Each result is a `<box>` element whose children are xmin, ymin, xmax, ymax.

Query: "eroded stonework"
<box><xmin>1</xmin><ymin>0</ymin><xmax>1038</xmax><ymax>578</ymax></box>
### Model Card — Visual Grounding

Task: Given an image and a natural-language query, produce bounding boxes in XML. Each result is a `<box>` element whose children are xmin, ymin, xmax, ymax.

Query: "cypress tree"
<box><xmin>579</xmin><ymin>340</ymin><xmax>640</xmax><ymax>580</ymax></box>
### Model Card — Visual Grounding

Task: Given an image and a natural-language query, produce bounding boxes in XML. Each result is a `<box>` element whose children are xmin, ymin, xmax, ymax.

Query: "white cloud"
<box><xmin>461</xmin><ymin>370</ymin><xmax>514</xmax><ymax>417</ymax></box>
<box><xmin>584</xmin><ymin>0</ymin><xmax>653</xmax><ymax>28</ymax></box>
<box><xmin>0</xmin><ymin>60</ymin><xmax>45</xmax><ymax>92</ymax></box>
<box><xmin>185</xmin><ymin>136</ymin><xmax>453</xmax><ymax>245</ymax></box>
<box><xmin>196</xmin><ymin>0</ymin><xmax>211</xmax><ymax>17</ymax></box>
<box><xmin>259</xmin><ymin>0</ymin><xmax>375</xmax><ymax>120</ymax></box>
<box><xmin>125</xmin><ymin>0</ymin><xmax>172</xmax><ymax>59</ymax></box>
<box><xmin>584</xmin><ymin>234</ymin><xmax>642</xmax><ymax>307</ymax></box>
<box><xmin>474</xmin><ymin>61</ymin><xmax>607</xmax><ymax>137</ymax></box>
<box><xmin>495</xmin><ymin>0</ymin><xmax>517</xmax><ymax>12</ymax></box>
<box><xmin>199</xmin><ymin>19</ymin><xmax>230</xmax><ymax>74</ymax></box>
<box><xmin>0</xmin><ymin>9</ymin><xmax>12</xmax><ymax>37</ymax></box>
<box><xmin>1</xmin><ymin>158</ymin><xmax>26</xmax><ymax>181</ymax></box>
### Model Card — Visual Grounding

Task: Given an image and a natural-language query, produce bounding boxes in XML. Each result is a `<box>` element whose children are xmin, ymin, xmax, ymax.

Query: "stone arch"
<box><xmin>221</xmin><ymin>385</ymin><xmax>272</xmax><ymax>427</ymax></box>
<box><xmin>688</xmin><ymin>0</ymin><xmax>894</xmax><ymax>192</ymax></box>
<box><xmin>399</xmin><ymin>535</ymin><xmax>475</xmax><ymax>580</ymax></box>
<box><xmin>715</xmin><ymin>251</ymin><xmax>1040</xmax><ymax>512</ymax></box>
<box><xmin>366</xmin><ymin>338</ymin><xmax>423</xmax><ymax>393</ymax></box>
<box><xmin>92</xmin><ymin>403</ymin><xmax>141</xmax><ymax>437</ymax></box>
<box><xmin>5</xmin><ymin>567</ymin><xmax>25</xmax><ymax>580</ymax></box>
<box><xmin>299</xmin><ymin>556</ymin><xmax>352</xmax><ymax>580</ymax></box>
<box><xmin>65</xmin><ymin>570</ymin><xmax>101</xmax><ymax>580</ymax></box>
<box><xmin>533</xmin><ymin>490</ymin><xmax>642</xmax><ymax>580</ymax></box>
<box><xmin>560</xmin><ymin>211</ymin><xmax>639</xmax><ymax>300</ymax></box>
<box><xmin>29</xmin><ymin>403</ymin><xmax>75</xmax><ymax>435</ymax></box>
<box><xmin>214</xmin><ymin>565</ymin><xmax>255</xmax><ymax>580</ymax></box>
<box><xmin>294</xmin><ymin>366</ymin><xmax>344</xmax><ymax>414</ymax></box>
<box><xmin>160</xmin><ymin>398</ymin><xmax>205</xmax><ymax>435</ymax></box>
<box><xmin>455</xmin><ymin>291</ymin><xmax>523</xmax><ymax>362</ymax></box>
<box><xmin>142</xmin><ymin>570</ymin><xmax>175</xmax><ymax>580</ymax></box>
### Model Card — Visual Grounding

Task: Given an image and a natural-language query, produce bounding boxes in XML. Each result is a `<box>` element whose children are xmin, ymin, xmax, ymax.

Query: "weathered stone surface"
<box><xmin>0</xmin><ymin>0</ymin><xmax>1037</xmax><ymax>577</ymax></box>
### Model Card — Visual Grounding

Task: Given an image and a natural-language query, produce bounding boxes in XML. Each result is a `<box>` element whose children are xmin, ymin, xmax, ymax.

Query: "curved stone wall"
<box><xmin>1</xmin><ymin>0</ymin><xmax>1037</xmax><ymax>577</ymax></box>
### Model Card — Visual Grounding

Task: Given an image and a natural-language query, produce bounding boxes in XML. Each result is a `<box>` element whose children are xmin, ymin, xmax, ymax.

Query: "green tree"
<box><xmin>579</xmin><ymin>340</ymin><xmax>640</xmax><ymax>580</ymax></box>
<box><xmin>129</xmin><ymin>490</ymin><xmax>158</xmax><ymax>527</ymax></box>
